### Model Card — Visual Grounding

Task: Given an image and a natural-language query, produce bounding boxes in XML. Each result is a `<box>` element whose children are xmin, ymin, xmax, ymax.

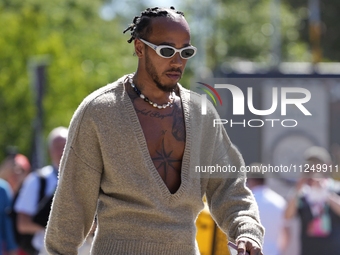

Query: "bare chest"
<box><xmin>135</xmin><ymin>104</ymin><xmax>186</xmax><ymax>194</ymax></box>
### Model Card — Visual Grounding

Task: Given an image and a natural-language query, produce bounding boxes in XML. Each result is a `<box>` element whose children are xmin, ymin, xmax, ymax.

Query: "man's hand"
<box><xmin>236</xmin><ymin>237</ymin><xmax>263</xmax><ymax>255</ymax></box>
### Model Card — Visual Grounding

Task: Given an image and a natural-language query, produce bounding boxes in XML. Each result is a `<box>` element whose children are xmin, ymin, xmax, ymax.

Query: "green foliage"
<box><xmin>0</xmin><ymin>0</ymin><xmax>137</xmax><ymax>162</ymax></box>
<box><xmin>184</xmin><ymin>0</ymin><xmax>310</xmax><ymax>71</ymax></box>
<box><xmin>285</xmin><ymin>0</ymin><xmax>340</xmax><ymax>61</ymax></box>
<box><xmin>1</xmin><ymin>0</ymin><xmax>334</xmax><ymax>163</ymax></box>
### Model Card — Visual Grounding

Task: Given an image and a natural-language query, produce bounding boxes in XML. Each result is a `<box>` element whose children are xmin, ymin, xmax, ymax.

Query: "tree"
<box><xmin>0</xmin><ymin>0</ymin><xmax>137</xmax><ymax>162</ymax></box>
<box><xmin>284</xmin><ymin>0</ymin><xmax>340</xmax><ymax>62</ymax></box>
<box><xmin>183</xmin><ymin>0</ymin><xmax>310</xmax><ymax>73</ymax></box>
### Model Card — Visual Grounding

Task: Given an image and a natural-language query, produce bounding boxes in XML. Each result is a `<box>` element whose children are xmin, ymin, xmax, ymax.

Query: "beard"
<box><xmin>145</xmin><ymin>50</ymin><xmax>181</xmax><ymax>92</ymax></box>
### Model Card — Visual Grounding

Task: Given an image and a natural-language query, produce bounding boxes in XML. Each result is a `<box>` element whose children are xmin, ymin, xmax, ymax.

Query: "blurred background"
<box><xmin>1</xmin><ymin>0</ymin><xmax>340</xmax><ymax>255</ymax></box>
<box><xmin>1</xmin><ymin>0</ymin><xmax>339</xmax><ymax>165</ymax></box>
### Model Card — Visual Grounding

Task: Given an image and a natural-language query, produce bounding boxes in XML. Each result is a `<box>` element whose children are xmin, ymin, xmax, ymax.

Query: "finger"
<box><xmin>249</xmin><ymin>246</ymin><xmax>263</xmax><ymax>255</ymax></box>
<box><xmin>237</xmin><ymin>241</ymin><xmax>246</xmax><ymax>255</ymax></box>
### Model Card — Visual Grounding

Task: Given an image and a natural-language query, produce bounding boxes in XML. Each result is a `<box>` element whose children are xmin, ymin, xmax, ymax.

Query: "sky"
<box><xmin>100</xmin><ymin>0</ymin><xmax>181</xmax><ymax>21</ymax></box>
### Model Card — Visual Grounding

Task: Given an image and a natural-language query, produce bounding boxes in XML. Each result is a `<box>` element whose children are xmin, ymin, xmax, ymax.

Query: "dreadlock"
<box><xmin>123</xmin><ymin>6</ymin><xmax>185</xmax><ymax>43</ymax></box>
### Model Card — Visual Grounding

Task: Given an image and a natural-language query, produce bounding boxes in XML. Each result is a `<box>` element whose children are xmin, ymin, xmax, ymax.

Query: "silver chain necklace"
<box><xmin>128</xmin><ymin>76</ymin><xmax>174</xmax><ymax>109</ymax></box>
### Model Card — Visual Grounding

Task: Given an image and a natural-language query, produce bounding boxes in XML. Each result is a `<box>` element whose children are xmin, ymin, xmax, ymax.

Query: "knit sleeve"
<box><xmin>205</xmin><ymin>125</ymin><xmax>264</xmax><ymax>248</ymax></box>
<box><xmin>45</xmin><ymin>99</ymin><xmax>103</xmax><ymax>255</ymax></box>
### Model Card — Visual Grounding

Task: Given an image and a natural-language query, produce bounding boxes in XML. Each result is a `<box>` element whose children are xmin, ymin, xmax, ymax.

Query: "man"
<box><xmin>0</xmin><ymin>153</ymin><xmax>31</xmax><ymax>194</ymax></box>
<box><xmin>45</xmin><ymin>7</ymin><xmax>264</xmax><ymax>255</ymax></box>
<box><xmin>14</xmin><ymin>127</ymin><xmax>67</xmax><ymax>254</ymax></box>
<box><xmin>247</xmin><ymin>163</ymin><xmax>287</xmax><ymax>255</ymax></box>
<box><xmin>284</xmin><ymin>146</ymin><xmax>340</xmax><ymax>255</ymax></box>
<box><xmin>0</xmin><ymin>153</ymin><xmax>30</xmax><ymax>255</ymax></box>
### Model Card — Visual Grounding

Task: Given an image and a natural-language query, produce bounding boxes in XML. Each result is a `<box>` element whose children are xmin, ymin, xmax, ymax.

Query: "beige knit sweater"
<box><xmin>45</xmin><ymin>75</ymin><xmax>264</xmax><ymax>255</ymax></box>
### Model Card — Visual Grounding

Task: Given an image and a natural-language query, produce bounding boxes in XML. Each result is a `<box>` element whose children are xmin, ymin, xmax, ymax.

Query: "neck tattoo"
<box><xmin>128</xmin><ymin>76</ymin><xmax>174</xmax><ymax>109</ymax></box>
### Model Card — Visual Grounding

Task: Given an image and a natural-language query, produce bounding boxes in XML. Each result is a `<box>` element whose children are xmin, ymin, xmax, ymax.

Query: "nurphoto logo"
<box><xmin>197</xmin><ymin>83</ymin><xmax>312</xmax><ymax>128</ymax></box>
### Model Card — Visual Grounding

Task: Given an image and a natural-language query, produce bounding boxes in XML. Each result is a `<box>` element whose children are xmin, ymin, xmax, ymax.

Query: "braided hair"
<box><xmin>123</xmin><ymin>6</ymin><xmax>184</xmax><ymax>43</ymax></box>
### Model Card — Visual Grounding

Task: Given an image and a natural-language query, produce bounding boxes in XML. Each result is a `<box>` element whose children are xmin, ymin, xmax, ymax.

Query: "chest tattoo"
<box><xmin>135</xmin><ymin>108</ymin><xmax>174</xmax><ymax>120</ymax></box>
<box><xmin>152</xmin><ymin>137</ymin><xmax>182</xmax><ymax>182</ymax></box>
<box><xmin>172</xmin><ymin>106</ymin><xmax>185</xmax><ymax>142</ymax></box>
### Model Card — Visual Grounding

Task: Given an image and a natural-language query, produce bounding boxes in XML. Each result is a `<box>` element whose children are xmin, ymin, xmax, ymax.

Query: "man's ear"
<box><xmin>134</xmin><ymin>39</ymin><xmax>144</xmax><ymax>58</ymax></box>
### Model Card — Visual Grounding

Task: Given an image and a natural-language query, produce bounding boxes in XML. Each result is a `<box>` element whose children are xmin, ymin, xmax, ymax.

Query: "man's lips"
<box><xmin>166</xmin><ymin>72</ymin><xmax>182</xmax><ymax>80</ymax></box>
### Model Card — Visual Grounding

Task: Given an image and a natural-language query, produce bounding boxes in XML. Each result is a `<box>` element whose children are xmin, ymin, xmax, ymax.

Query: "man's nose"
<box><xmin>170</xmin><ymin>52</ymin><xmax>183</xmax><ymax>67</ymax></box>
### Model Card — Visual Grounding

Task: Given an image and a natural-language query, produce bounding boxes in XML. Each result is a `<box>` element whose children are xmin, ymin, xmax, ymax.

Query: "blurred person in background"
<box><xmin>0</xmin><ymin>153</ymin><xmax>31</xmax><ymax>194</ymax></box>
<box><xmin>284</xmin><ymin>146</ymin><xmax>340</xmax><ymax>255</ymax></box>
<box><xmin>247</xmin><ymin>163</ymin><xmax>287</xmax><ymax>255</ymax></box>
<box><xmin>14</xmin><ymin>127</ymin><xmax>67</xmax><ymax>255</ymax></box>
<box><xmin>0</xmin><ymin>152</ymin><xmax>31</xmax><ymax>255</ymax></box>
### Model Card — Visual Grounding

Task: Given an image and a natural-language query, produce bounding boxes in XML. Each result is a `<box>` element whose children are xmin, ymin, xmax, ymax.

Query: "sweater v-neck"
<box><xmin>121</xmin><ymin>77</ymin><xmax>191</xmax><ymax>200</ymax></box>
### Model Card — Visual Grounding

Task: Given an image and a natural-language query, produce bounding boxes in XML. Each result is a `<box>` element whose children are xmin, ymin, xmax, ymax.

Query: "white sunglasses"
<box><xmin>139</xmin><ymin>38</ymin><xmax>197</xmax><ymax>59</ymax></box>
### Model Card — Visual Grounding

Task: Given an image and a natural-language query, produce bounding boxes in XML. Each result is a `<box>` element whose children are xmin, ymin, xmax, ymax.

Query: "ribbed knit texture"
<box><xmin>45</xmin><ymin>75</ymin><xmax>264</xmax><ymax>255</ymax></box>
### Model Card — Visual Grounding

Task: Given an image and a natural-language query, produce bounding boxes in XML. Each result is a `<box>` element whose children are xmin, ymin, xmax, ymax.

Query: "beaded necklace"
<box><xmin>128</xmin><ymin>76</ymin><xmax>174</xmax><ymax>109</ymax></box>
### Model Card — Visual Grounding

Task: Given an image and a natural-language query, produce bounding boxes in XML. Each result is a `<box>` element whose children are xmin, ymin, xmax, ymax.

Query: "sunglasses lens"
<box><xmin>160</xmin><ymin>47</ymin><xmax>175</xmax><ymax>57</ymax></box>
<box><xmin>181</xmin><ymin>49</ymin><xmax>195</xmax><ymax>59</ymax></box>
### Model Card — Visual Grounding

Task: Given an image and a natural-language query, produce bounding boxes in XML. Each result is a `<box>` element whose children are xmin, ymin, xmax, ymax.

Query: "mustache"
<box><xmin>165</xmin><ymin>68</ymin><xmax>182</xmax><ymax>74</ymax></box>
